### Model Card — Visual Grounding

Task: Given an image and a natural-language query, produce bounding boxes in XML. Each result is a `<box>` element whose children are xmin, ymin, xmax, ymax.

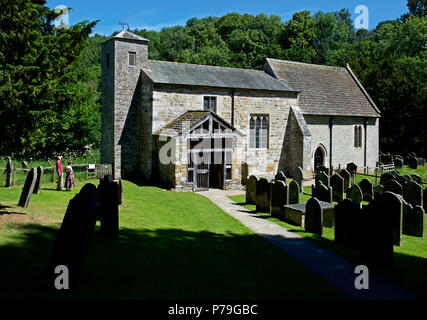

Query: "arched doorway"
<box><xmin>314</xmin><ymin>147</ymin><xmax>324</xmax><ymax>172</ymax></box>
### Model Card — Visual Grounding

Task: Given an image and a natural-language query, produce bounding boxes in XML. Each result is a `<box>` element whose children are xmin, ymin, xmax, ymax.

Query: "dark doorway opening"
<box><xmin>314</xmin><ymin>147</ymin><xmax>324</xmax><ymax>172</ymax></box>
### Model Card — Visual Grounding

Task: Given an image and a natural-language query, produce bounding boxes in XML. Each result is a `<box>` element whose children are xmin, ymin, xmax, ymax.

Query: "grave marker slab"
<box><xmin>271</xmin><ymin>180</ymin><xmax>288</xmax><ymax>218</ymax></box>
<box><xmin>383</xmin><ymin>179</ymin><xmax>403</xmax><ymax>196</ymax></box>
<box><xmin>246</xmin><ymin>175</ymin><xmax>258</xmax><ymax>205</ymax></box>
<box><xmin>312</xmin><ymin>182</ymin><xmax>332</xmax><ymax>203</ymax></box>
<box><xmin>346</xmin><ymin>162</ymin><xmax>357</xmax><ymax>184</ymax></box>
<box><xmin>315</xmin><ymin>171</ymin><xmax>330</xmax><ymax>188</ymax></box>
<box><xmin>380</xmin><ymin>173</ymin><xmax>394</xmax><ymax>186</ymax></box>
<box><xmin>408</xmin><ymin>157</ymin><xmax>418</xmax><ymax>169</ymax></box>
<box><xmin>305</xmin><ymin>197</ymin><xmax>323</xmax><ymax>236</ymax></box>
<box><xmin>98</xmin><ymin>175</ymin><xmax>119</xmax><ymax>239</ymax></box>
<box><xmin>403</xmin><ymin>180</ymin><xmax>422</xmax><ymax>207</ymax></box>
<box><xmin>275</xmin><ymin>171</ymin><xmax>287</xmax><ymax>183</ymax></box>
<box><xmin>339</xmin><ymin>169</ymin><xmax>351</xmax><ymax>190</ymax></box>
<box><xmin>18</xmin><ymin>168</ymin><xmax>37</xmax><ymax>208</ymax></box>
<box><xmin>294</xmin><ymin>166</ymin><xmax>304</xmax><ymax>193</ymax></box>
<box><xmin>256</xmin><ymin>178</ymin><xmax>271</xmax><ymax>213</ymax></box>
<box><xmin>5</xmin><ymin>157</ymin><xmax>12</xmax><ymax>187</ymax></box>
<box><xmin>359</xmin><ymin>178</ymin><xmax>373</xmax><ymax>202</ymax></box>
<box><xmin>33</xmin><ymin>166</ymin><xmax>43</xmax><ymax>195</ymax></box>
<box><xmin>335</xmin><ymin>199</ymin><xmax>362</xmax><ymax>248</ymax></box>
<box><xmin>330</xmin><ymin>174</ymin><xmax>344</xmax><ymax>202</ymax></box>
<box><xmin>410</xmin><ymin>174</ymin><xmax>422</xmax><ymax>184</ymax></box>
<box><xmin>346</xmin><ymin>184</ymin><xmax>363</xmax><ymax>205</ymax></box>
<box><xmin>288</xmin><ymin>180</ymin><xmax>300</xmax><ymax>205</ymax></box>
<box><xmin>402</xmin><ymin>202</ymin><xmax>424</xmax><ymax>237</ymax></box>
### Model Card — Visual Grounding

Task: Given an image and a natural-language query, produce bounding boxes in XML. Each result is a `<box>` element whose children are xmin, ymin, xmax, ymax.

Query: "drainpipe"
<box><xmin>329</xmin><ymin>117</ymin><xmax>334</xmax><ymax>173</ymax></box>
<box><xmin>364</xmin><ymin>118</ymin><xmax>368</xmax><ymax>172</ymax></box>
<box><xmin>231</xmin><ymin>88</ymin><xmax>235</xmax><ymax>127</ymax></box>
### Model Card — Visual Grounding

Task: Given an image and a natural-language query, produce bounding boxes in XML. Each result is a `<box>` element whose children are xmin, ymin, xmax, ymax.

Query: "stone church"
<box><xmin>101</xmin><ymin>30</ymin><xmax>381</xmax><ymax>191</ymax></box>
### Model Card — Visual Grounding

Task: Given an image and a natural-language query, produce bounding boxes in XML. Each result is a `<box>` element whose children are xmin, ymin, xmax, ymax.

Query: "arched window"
<box><xmin>354</xmin><ymin>125</ymin><xmax>363</xmax><ymax>148</ymax></box>
<box><xmin>250</xmin><ymin>115</ymin><xmax>269</xmax><ymax>149</ymax></box>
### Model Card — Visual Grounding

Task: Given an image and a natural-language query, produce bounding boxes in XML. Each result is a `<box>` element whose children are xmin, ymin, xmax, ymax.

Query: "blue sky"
<box><xmin>45</xmin><ymin>0</ymin><xmax>409</xmax><ymax>35</ymax></box>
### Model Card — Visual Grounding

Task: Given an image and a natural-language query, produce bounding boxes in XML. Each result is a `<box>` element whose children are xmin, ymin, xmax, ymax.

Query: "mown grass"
<box><xmin>229</xmin><ymin>178</ymin><xmax>427</xmax><ymax>298</ymax></box>
<box><xmin>0</xmin><ymin>180</ymin><xmax>345</xmax><ymax>300</ymax></box>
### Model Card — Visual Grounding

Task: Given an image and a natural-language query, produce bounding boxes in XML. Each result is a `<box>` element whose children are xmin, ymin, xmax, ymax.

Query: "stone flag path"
<box><xmin>199</xmin><ymin>189</ymin><xmax>418</xmax><ymax>300</ymax></box>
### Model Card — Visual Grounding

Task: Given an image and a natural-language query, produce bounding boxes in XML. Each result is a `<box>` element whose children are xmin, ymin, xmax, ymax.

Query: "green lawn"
<box><xmin>0</xmin><ymin>180</ymin><xmax>345</xmax><ymax>300</ymax></box>
<box><xmin>229</xmin><ymin>188</ymin><xmax>427</xmax><ymax>298</ymax></box>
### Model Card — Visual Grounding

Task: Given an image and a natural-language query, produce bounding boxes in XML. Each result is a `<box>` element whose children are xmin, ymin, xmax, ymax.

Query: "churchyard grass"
<box><xmin>0</xmin><ymin>180</ymin><xmax>344</xmax><ymax>300</ymax></box>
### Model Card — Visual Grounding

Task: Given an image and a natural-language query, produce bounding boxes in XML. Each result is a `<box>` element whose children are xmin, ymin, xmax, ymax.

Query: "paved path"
<box><xmin>198</xmin><ymin>189</ymin><xmax>418</xmax><ymax>300</ymax></box>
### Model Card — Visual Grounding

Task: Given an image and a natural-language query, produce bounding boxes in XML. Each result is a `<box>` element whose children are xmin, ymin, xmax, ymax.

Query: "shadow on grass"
<box><xmin>0</xmin><ymin>223</ymin><xmax>348</xmax><ymax>301</ymax></box>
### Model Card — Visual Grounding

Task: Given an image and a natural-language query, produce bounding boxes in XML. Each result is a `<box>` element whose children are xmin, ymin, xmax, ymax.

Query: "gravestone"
<box><xmin>330</xmin><ymin>174</ymin><xmax>344</xmax><ymax>202</ymax></box>
<box><xmin>373</xmin><ymin>184</ymin><xmax>384</xmax><ymax>197</ymax></box>
<box><xmin>5</xmin><ymin>157</ymin><xmax>12</xmax><ymax>188</ymax></box>
<box><xmin>288</xmin><ymin>180</ymin><xmax>300</xmax><ymax>205</ymax></box>
<box><xmin>22</xmin><ymin>161</ymin><xmax>28</xmax><ymax>169</ymax></box>
<box><xmin>18</xmin><ymin>168</ymin><xmax>37</xmax><ymax>208</ymax></box>
<box><xmin>346</xmin><ymin>162</ymin><xmax>357</xmax><ymax>184</ymax></box>
<box><xmin>380</xmin><ymin>172</ymin><xmax>394</xmax><ymax>186</ymax></box>
<box><xmin>410</xmin><ymin>174</ymin><xmax>422</xmax><ymax>184</ymax></box>
<box><xmin>403</xmin><ymin>174</ymin><xmax>412</xmax><ymax>182</ymax></box>
<box><xmin>312</xmin><ymin>182</ymin><xmax>332</xmax><ymax>203</ymax></box>
<box><xmin>241</xmin><ymin>162</ymin><xmax>248</xmax><ymax>185</ymax></box>
<box><xmin>256</xmin><ymin>178</ymin><xmax>271</xmax><ymax>213</ymax></box>
<box><xmin>294</xmin><ymin>166</ymin><xmax>304</xmax><ymax>193</ymax></box>
<box><xmin>361</xmin><ymin>192</ymin><xmax>398</xmax><ymax>268</ymax></box>
<box><xmin>408</xmin><ymin>157</ymin><xmax>418</xmax><ymax>169</ymax></box>
<box><xmin>402</xmin><ymin>202</ymin><xmax>424</xmax><ymax>237</ymax></box>
<box><xmin>403</xmin><ymin>180</ymin><xmax>422</xmax><ymax>207</ymax></box>
<box><xmin>396</xmin><ymin>175</ymin><xmax>407</xmax><ymax>188</ymax></box>
<box><xmin>246</xmin><ymin>175</ymin><xmax>258</xmax><ymax>205</ymax></box>
<box><xmin>393</xmin><ymin>158</ymin><xmax>403</xmax><ymax>168</ymax></box>
<box><xmin>346</xmin><ymin>184</ymin><xmax>363</xmax><ymax>205</ymax></box>
<box><xmin>305</xmin><ymin>197</ymin><xmax>323</xmax><ymax>236</ymax></box>
<box><xmin>33</xmin><ymin>166</ymin><xmax>43</xmax><ymax>195</ymax></box>
<box><xmin>98</xmin><ymin>175</ymin><xmax>120</xmax><ymax>239</ymax></box>
<box><xmin>315</xmin><ymin>171</ymin><xmax>330</xmax><ymax>188</ymax></box>
<box><xmin>275</xmin><ymin>171</ymin><xmax>287</xmax><ymax>183</ymax></box>
<box><xmin>359</xmin><ymin>179</ymin><xmax>373</xmax><ymax>202</ymax></box>
<box><xmin>270</xmin><ymin>180</ymin><xmax>288</xmax><ymax>218</ymax></box>
<box><xmin>317</xmin><ymin>165</ymin><xmax>329</xmax><ymax>175</ymax></box>
<box><xmin>383</xmin><ymin>179</ymin><xmax>403</xmax><ymax>196</ymax></box>
<box><xmin>339</xmin><ymin>169</ymin><xmax>351</xmax><ymax>190</ymax></box>
<box><xmin>48</xmin><ymin>183</ymin><xmax>98</xmax><ymax>288</ymax></box>
<box><xmin>334</xmin><ymin>198</ymin><xmax>362</xmax><ymax>248</ymax></box>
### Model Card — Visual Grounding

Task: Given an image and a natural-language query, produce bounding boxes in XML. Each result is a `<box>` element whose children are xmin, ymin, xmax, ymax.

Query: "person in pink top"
<box><xmin>56</xmin><ymin>156</ymin><xmax>63</xmax><ymax>191</ymax></box>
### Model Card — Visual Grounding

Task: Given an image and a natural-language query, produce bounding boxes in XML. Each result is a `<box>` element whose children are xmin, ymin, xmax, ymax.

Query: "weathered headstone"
<box><xmin>393</xmin><ymin>158</ymin><xmax>403</xmax><ymax>168</ymax></box>
<box><xmin>270</xmin><ymin>180</ymin><xmax>288</xmax><ymax>218</ymax></box>
<box><xmin>334</xmin><ymin>198</ymin><xmax>362</xmax><ymax>248</ymax></box>
<box><xmin>98</xmin><ymin>175</ymin><xmax>120</xmax><ymax>239</ymax></box>
<box><xmin>359</xmin><ymin>178</ymin><xmax>373</xmax><ymax>202</ymax></box>
<box><xmin>339</xmin><ymin>169</ymin><xmax>351</xmax><ymax>190</ymax></box>
<box><xmin>275</xmin><ymin>171</ymin><xmax>287</xmax><ymax>183</ymax></box>
<box><xmin>18</xmin><ymin>168</ymin><xmax>37</xmax><ymax>208</ymax></box>
<box><xmin>346</xmin><ymin>162</ymin><xmax>357</xmax><ymax>184</ymax></box>
<box><xmin>317</xmin><ymin>165</ymin><xmax>329</xmax><ymax>175</ymax></box>
<box><xmin>380</xmin><ymin>172</ymin><xmax>394</xmax><ymax>186</ymax></box>
<box><xmin>391</xmin><ymin>170</ymin><xmax>400</xmax><ymax>178</ymax></box>
<box><xmin>373</xmin><ymin>184</ymin><xmax>384</xmax><ymax>197</ymax></box>
<box><xmin>312</xmin><ymin>182</ymin><xmax>332</xmax><ymax>203</ymax></box>
<box><xmin>346</xmin><ymin>184</ymin><xmax>363</xmax><ymax>205</ymax></box>
<box><xmin>408</xmin><ymin>157</ymin><xmax>418</xmax><ymax>169</ymax></box>
<box><xmin>330</xmin><ymin>174</ymin><xmax>344</xmax><ymax>202</ymax></box>
<box><xmin>402</xmin><ymin>202</ymin><xmax>424</xmax><ymax>237</ymax></box>
<box><xmin>396</xmin><ymin>176</ymin><xmax>407</xmax><ymax>188</ymax></box>
<box><xmin>403</xmin><ymin>174</ymin><xmax>412</xmax><ymax>182</ymax></box>
<box><xmin>294</xmin><ymin>166</ymin><xmax>304</xmax><ymax>193</ymax></box>
<box><xmin>48</xmin><ymin>183</ymin><xmax>98</xmax><ymax>288</ymax></box>
<box><xmin>5</xmin><ymin>157</ymin><xmax>12</xmax><ymax>188</ymax></box>
<box><xmin>315</xmin><ymin>171</ymin><xmax>330</xmax><ymax>188</ymax></box>
<box><xmin>305</xmin><ymin>197</ymin><xmax>323</xmax><ymax>236</ymax></box>
<box><xmin>383</xmin><ymin>179</ymin><xmax>403</xmax><ymax>196</ymax></box>
<box><xmin>256</xmin><ymin>178</ymin><xmax>271</xmax><ymax>213</ymax></box>
<box><xmin>246</xmin><ymin>175</ymin><xmax>258</xmax><ymax>205</ymax></box>
<box><xmin>288</xmin><ymin>180</ymin><xmax>300</xmax><ymax>205</ymax></box>
<box><xmin>403</xmin><ymin>180</ymin><xmax>422</xmax><ymax>207</ymax></box>
<box><xmin>33</xmin><ymin>166</ymin><xmax>43</xmax><ymax>195</ymax></box>
<box><xmin>410</xmin><ymin>174</ymin><xmax>422</xmax><ymax>184</ymax></box>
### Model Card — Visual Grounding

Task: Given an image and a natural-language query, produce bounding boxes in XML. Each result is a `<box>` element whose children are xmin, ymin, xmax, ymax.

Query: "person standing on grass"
<box><xmin>65</xmin><ymin>161</ymin><xmax>74</xmax><ymax>191</ymax></box>
<box><xmin>56</xmin><ymin>156</ymin><xmax>63</xmax><ymax>191</ymax></box>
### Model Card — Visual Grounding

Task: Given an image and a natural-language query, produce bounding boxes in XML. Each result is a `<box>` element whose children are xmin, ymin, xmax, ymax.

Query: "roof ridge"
<box><xmin>266</xmin><ymin>58</ymin><xmax>346</xmax><ymax>71</ymax></box>
<box><xmin>148</xmin><ymin>59</ymin><xmax>266</xmax><ymax>73</ymax></box>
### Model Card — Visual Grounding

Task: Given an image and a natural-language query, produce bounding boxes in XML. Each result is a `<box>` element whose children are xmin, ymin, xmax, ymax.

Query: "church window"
<box><xmin>250</xmin><ymin>115</ymin><xmax>269</xmax><ymax>149</ymax></box>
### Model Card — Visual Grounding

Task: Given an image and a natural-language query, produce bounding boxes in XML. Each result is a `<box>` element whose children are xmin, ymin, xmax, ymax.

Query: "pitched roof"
<box><xmin>143</xmin><ymin>60</ymin><xmax>296</xmax><ymax>93</ymax></box>
<box><xmin>101</xmin><ymin>30</ymin><xmax>149</xmax><ymax>44</ymax></box>
<box><xmin>265</xmin><ymin>58</ymin><xmax>381</xmax><ymax>118</ymax></box>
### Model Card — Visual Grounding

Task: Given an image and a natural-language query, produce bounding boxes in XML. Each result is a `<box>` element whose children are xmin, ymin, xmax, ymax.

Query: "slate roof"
<box><xmin>142</xmin><ymin>60</ymin><xmax>296</xmax><ymax>92</ymax></box>
<box><xmin>265</xmin><ymin>58</ymin><xmax>381</xmax><ymax>118</ymax></box>
<box><xmin>101</xmin><ymin>29</ymin><xmax>149</xmax><ymax>44</ymax></box>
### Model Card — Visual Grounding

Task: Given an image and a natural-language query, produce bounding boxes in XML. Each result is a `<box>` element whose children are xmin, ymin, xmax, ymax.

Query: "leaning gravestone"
<box><xmin>361</xmin><ymin>192</ymin><xmax>398</xmax><ymax>268</ymax></box>
<box><xmin>98</xmin><ymin>175</ymin><xmax>120</xmax><ymax>239</ymax></box>
<box><xmin>47</xmin><ymin>183</ymin><xmax>98</xmax><ymax>288</ymax></box>
<box><xmin>335</xmin><ymin>198</ymin><xmax>362</xmax><ymax>248</ymax></box>
<box><xmin>346</xmin><ymin>184</ymin><xmax>363</xmax><ymax>205</ymax></box>
<box><xmin>403</xmin><ymin>180</ymin><xmax>422</xmax><ymax>207</ymax></box>
<box><xmin>256</xmin><ymin>178</ymin><xmax>271</xmax><ymax>213</ymax></box>
<box><xmin>312</xmin><ymin>182</ymin><xmax>332</xmax><ymax>203</ymax></box>
<box><xmin>346</xmin><ymin>162</ymin><xmax>357</xmax><ymax>185</ymax></box>
<box><xmin>330</xmin><ymin>173</ymin><xmax>344</xmax><ymax>202</ymax></box>
<box><xmin>18</xmin><ymin>168</ymin><xmax>37</xmax><ymax>208</ymax></box>
<box><xmin>408</xmin><ymin>157</ymin><xmax>418</xmax><ymax>169</ymax></box>
<box><xmin>383</xmin><ymin>179</ymin><xmax>403</xmax><ymax>196</ymax></box>
<box><xmin>410</xmin><ymin>174</ymin><xmax>422</xmax><ymax>184</ymax></box>
<box><xmin>402</xmin><ymin>202</ymin><xmax>424</xmax><ymax>237</ymax></box>
<box><xmin>294</xmin><ymin>166</ymin><xmax>304</xmax><ymax>193</ymax></box>
<box><xmin>305</xmin><ymin>197</ymin><xmax>323</xmax><ymax>236</ymax></box>
<box><xmin>270</xmin><ymin>180</ymin><xmax>288</xmax><ymax>218</ymax></box>
<box><xmin>339</xmin><ymin>169</ymin><xmax>351</xmax><ymax>190</ymax></box>
<box><xmin>275</xmin><ymin>171</ymin><xmax>287</xmax><ymax>183</ymax></box>
<box><xmin>246</xmin><ymin>175</ymin><xmax>258</xmax><ymax>205</ymax></box>
<box><xmin>33</xmin><ymin>166</ymin><xmax>43</xmax><ymax>195</ymax></box>
<box><xmin>5</xmin><ymin>157</ymin><xmax>13</xmax><ymax>188</ymax></box>
<box><xmin>380</xmin><ymin>172</ymin><xmax>394</xmax><ymax>186</ymax></box>
<box><xmin>315</xmin><ymin>171</ymin><xmax>330</xmax><ymax>188</ymax></box>
<box><xmin>359</xmin><ymin>178</ymin><xmax>373</xmax><ymax>202</ymax></box>
<box><xmin>288</xmin><ymin>180</ymin><xmax>300</xmax><ymax>205</ymax></box>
